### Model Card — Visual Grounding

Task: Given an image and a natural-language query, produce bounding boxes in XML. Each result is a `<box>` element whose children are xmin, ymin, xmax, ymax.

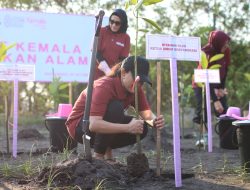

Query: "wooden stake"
<box><xmin>4</xmin><ymin>95</ymin><xmax>10</xmax><ymax>154</ymax></box>
<box><xmin>69</xmin><ymin>82</ymin><xmax>72</xmax><ymax>104</ymax></box>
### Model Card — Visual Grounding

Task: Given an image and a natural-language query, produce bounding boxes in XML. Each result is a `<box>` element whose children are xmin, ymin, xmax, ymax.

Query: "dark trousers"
<box><xmin>75</xmin><ymin>100</ymin><xmax>148</xmax><ymax>154</ymax></box>
<box><xmin>193</xmin><ymin>87</ymin><xmax>228</xmax><ymax>124</ymax></box>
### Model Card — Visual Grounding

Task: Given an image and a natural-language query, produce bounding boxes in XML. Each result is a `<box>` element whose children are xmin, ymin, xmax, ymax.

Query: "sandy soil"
<box><xmin>1</xmin><ymin>123</ymin><xmax>250</xmax><ymax>189</ymax></box>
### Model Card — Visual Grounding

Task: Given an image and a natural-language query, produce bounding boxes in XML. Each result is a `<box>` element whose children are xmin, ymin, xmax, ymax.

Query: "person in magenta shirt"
<box><xmin>95</xmin><ymin>9</ymin><xmax>130</xmax><ymax>80</ymax></box>
<box><xmin>66</xmin><ymin>56</ymin><xmax>165</xmax><ymax>161</ymax></box>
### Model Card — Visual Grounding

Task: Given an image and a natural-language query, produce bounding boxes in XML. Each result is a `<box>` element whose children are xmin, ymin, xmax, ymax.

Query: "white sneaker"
<box><xmin>195</xmin><ymin>139</ymin><xmax>205</xmax><ymax>147</ymax></box>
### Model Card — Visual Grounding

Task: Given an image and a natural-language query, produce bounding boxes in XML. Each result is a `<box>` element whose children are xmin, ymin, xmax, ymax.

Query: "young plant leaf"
<box><xmin>197</xmin><ymin>82</ymin><xmax>204</xmax><ymax>88</ymax></box>
<box><xmin>209</xmin><ymin>54</ymin><xmax>224</xmax><ymax>63</ymax></box>
<box><xmin>0</xmin><ymin>43</ymin><xmax>7</xmax><ymax>59</ymax></box>
<box><xmin>125</xmin><ymin>1</ymin><xmax>130</xmax><ymax>9</ymax></box>
<box><xmin>134</xmin><ymin>0</ymin><xmax>144</xmax><ymax>12</ymax></box>
<box><xmin>5</xmin><ymin>43</ymin><xmax>16</xmax><ymax>52</ymax></box>
<box><xmin>244</xmin><ymin>73</ymin><xmax>250</xmax><ymax>81</ymax></box>
<box><xmin>209</xmin><ymin>64</ymin><xmax>221</xmax><ymax>69</ymax></box>
<box><xmin>130</xmin><ymin>0</ymin><xmax>138</xmax><ymax>5</ymax></box>
<box><xmin>139</xmin><ymin>29</ymin><xmax>149</xmax><ymax>33</ymax></box>
<box><xmin>200</xmin><ymin>51</ymin><xmax>208</xmax><ymax>69</ymax></box>
<box><xmin>142</xmin><ymin>17</ymin><xmax>162</xmax><ymax>32</ymax></box>
<box><xmin>59</xmin><ymin>83</ymin><xmax>69</xmax><ymax>90</ymax></box>
<box><xmin>0</xmin><ymin>43</ymin><xmax>16</xmax><ymax>62</ymax></box>
<box><xmin>143</xmin><ymin>0</ymin><xmax>164</xmax><ymax>6</ymax></box>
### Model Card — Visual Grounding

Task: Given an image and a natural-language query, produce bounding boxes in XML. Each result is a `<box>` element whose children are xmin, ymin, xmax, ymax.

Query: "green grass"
<box><xmin>0</xmin><ymin>112</ymin><xmax>44</xmax><ymax>128</ymax></box>
<box><xmin>18</xmin><ymin>113</ymin><xmax>45</xmax><ymax>126</ymax></box>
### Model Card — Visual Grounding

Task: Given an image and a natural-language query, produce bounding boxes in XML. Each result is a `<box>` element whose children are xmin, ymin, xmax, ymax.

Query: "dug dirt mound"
<box><xmin>36</xmin><ymin>157</ymin><xmax>173</xmax><ymax>189</ymax></box>
<box><xmin>127</xmin><ymin>153</ymin><xmax>149</xmax><ymax>177</ymax></box>
<box><xmin>18</xmin><ymin>129</ymin><xmax>44</xmax><ymax>139</ymax></box>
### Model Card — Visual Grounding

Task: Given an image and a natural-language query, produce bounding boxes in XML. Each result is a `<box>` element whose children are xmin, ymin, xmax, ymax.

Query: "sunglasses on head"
<box><xmin>110</xmin><ymin>19</ymin><xmax>121</xmax><ymax>26</ymax></box>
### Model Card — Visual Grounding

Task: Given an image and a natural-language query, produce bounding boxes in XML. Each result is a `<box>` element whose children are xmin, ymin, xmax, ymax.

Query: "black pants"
<box><xmin>75</xmin><ymin>100</ymin><xmax>148</xmax><ymax>154</ymax></box>
<box><xmin>193</xmin><ymin>87</ymin><xmax>228</xmax><ymax>124</ymax></box>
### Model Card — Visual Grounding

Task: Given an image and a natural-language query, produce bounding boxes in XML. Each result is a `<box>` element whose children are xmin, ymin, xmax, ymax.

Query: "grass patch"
<box><xmin>0</xmin><ymin>112</ymin><xmax>45</xmax><ymax>128</ymax></box>
<box><xmin>18</xmin><ymin>113</ymin><xmax>44</xmax><ymax>126</ymax></box>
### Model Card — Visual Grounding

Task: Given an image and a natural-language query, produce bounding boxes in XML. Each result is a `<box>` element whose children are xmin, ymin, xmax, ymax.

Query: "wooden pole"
<box><xmin>156</xmin><ymin>61</ymin><xmax>161</xmax><ymax>176</ymax></box>
<box><xmin>4</xmin><ymin>95</ymin><xmax>10</xmax><ymax>154</ymax></box>
<box><xmin>69</xmin><ymin>83</ymin><xmax>72</xmax><ymax>104</ymax></box>
<box><xmin>134</xmin><ymin>10</ymin><xmax>141</xmax><ymax>154</ymax></box>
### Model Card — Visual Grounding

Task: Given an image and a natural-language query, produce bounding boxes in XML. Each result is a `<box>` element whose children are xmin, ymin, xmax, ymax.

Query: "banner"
<box><xmin>0</xmin><ymin>9</ymin><xmax>108</xmax><ymax>82</ymax></box>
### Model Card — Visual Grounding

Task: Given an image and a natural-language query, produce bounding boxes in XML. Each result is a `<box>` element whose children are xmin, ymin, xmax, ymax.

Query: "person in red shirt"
<box><xmin>95</xmin><ymin>9</ymin><xmax>130</xmax><ymax>80</ymax></box>
<box><xmin>192</xmin><ymin>30</ymin><xmax>231</xmax><ymax>146</ymax></box>
<box><xmin>192</xmin><ymin>30</ymin><xmax>231</xmax><ymax>125</ymax></box>
<box><xmin>66</xmin><ymin>56</ymin><xmax>164</xmax><ymax>161</ymax></box>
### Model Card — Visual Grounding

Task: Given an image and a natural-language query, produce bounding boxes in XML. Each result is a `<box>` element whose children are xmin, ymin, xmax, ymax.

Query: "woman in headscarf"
<box><xmin>95</xmin><ymin>9</ymin><xmax>130</xmax><ymax>80</ymax></box>
<box><xmin>192</xmin><ymin>30</ymin><xmax>231</xmax><ymax>124</ymax></box>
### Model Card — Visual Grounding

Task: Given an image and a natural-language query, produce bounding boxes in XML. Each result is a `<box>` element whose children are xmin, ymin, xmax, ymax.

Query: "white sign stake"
<box><xmin>194</xmin><ymin>69</ymin><xmax>220</xmax><ymax>152</ymax></box>
<box><xmin>146</xmin><ymin>34</ymin><xmax>201</xmax><ymax>188</ymax></box>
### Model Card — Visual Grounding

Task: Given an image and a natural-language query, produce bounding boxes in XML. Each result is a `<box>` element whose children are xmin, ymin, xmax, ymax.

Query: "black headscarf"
<box><xmin>109</xmin><ymin>9</ymin><xmax>128</xmax><ymax>33</ymax></box>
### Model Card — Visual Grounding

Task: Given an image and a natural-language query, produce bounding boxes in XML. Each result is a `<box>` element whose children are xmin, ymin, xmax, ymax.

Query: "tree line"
<box><xmin>0</xmin><ymin>0</ymin><xmax>249</xmax><ymax>122</ymax></box>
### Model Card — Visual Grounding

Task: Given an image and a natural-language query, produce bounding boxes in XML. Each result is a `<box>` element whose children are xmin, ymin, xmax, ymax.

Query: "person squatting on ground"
<box><xmin>94</xmin><ymin>9</ymin><xmax>131</xmax><ymax>80</ymax></box>
<box><xmin>66</xmin><ymin>56</ymin><xmax>165</xmax><ymax>161</ymax></box>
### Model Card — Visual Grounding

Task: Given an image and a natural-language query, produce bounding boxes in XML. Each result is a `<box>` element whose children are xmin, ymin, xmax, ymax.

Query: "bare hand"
<box><xmin>153</xmin><ymin>115</ymin><xmax>165</xmax><ymax>129</ymax></box>
<box><xmin>214</xmin><ymin>100</ymin><xmax>224</xmax><ymax>113</ymax></box>
<box><xmin>214</xmin><ymin>88</ymin><xmax>227</xmax><ymax>99</ymax></box>
<box><xmin>128</xmin><ymin>118</ymin><xmax>144</xmax><ymax>134</ymax></box>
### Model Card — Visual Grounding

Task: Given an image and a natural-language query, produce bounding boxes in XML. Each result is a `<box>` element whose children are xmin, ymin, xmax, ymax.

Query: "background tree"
<box><xmin>0</xmin><ymin>0</ymin><xmax>249</xmax><ymax>124</ymax></box>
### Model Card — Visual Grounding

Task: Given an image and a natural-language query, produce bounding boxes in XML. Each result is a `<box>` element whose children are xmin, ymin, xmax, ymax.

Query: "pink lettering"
<box><xmin>38</xmin><ymin>43</ymin><xmax>49</xmax><ymax>52</ymax></box>
<box><xmin>28</xmin><ymin>42</ymin><xmax>36</xmax><ymax>52</ymax></box>
<box><xmin>46</xmin><ymin>56</ymin><xmax>54</xmax><ymax>64</ymax></box>
<box><xmin>67</xmin><ymin>56</ymin><xmax>75</xmax><ymax>64</ymax></box>
<box><xmin>57</xmin><ymin>56</ymin><xmax>64</xmax><ymax>64</ymax></box>
<box><xmin>16</xmin><ymin>54</ymin><xmax>25</xmax><ymax>63</ymax></box>
<box><xmin>16</xmin><ymin>43</ymin><xmax>25</xmax><ymax>51</ymax></box>
<box><xmin>4</xmin><ymin>54</ymin><xmax>12</xmax><ymax>62</ymax></box>
<box><xmin>78</xmin><ymin>57</ymin><xmax>88</xmax><ymax>65</ymax></box>
<box><xmin>51</xmin><ymin>44</ymin><xmax>60</xmax><ymax>53</ymax></box>
<box><xmin>63</xmin><ymin>44</ymin><xmax>70</xmax><ymax>54</ymax></box>
<box><xmin>27</xmin><ymin>54</ymin><xmax>36</xmax><ymax>64</ymax></box>
<box><xmin>73</xmin><ymin>45</ymin><xmax>81</xmax><ymax>54</ymax></box>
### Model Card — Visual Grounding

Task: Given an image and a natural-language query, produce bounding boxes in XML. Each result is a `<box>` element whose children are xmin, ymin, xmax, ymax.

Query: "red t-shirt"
<box><xmin>66</xmin><ymin>76</ymin><xmax>150</xmax><ymax>139</ymax></box>
<box><xmin>95</xmin><ymin>27</ymin><xmax>130</xmax><ymax>79</ymax></box>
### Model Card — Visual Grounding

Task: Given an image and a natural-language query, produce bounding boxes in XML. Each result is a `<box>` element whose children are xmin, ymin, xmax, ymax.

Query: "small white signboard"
<box><xmin>194</xmin><ymin>69</ymin><xmax>220</xmax><ymax>83</ymax></box>
<box><xmin>146</xmin><ymin>34</ymin><xmax>201</xmax><ymax>61</ymax></box>
<box><xmin>0</xmin><ymin>64</ymin><xmax>35</xmax><ymax>81</ymax></box>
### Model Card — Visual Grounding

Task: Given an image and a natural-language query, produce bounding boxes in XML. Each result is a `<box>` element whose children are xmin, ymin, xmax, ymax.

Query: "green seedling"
<box><xmin>192</xmin><ymin>158</ymin><xmax>205</xmax><ymax>174</ymax></box>
<box><xmin>196</xmin><ymin>51</ymin><xmax>224</xmax><ymax>88</ymax></box>
<box><xmin>0</xmin><ymin>163</ymin><xmax>12</xmax><ymax>177</ymax></box>
<box><xmin>94</xmin><ymin>178</ymin><xmax>107</xmax><ymax>190</ymax></box>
